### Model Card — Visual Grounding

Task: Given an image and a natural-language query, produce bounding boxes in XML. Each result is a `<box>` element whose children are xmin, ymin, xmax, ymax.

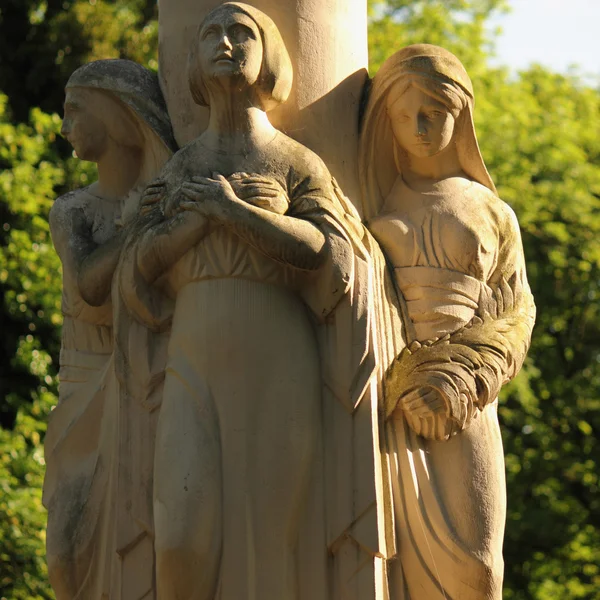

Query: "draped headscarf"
<box><xmin>359</xmin><ymin>44</ymin><xmax>496</xmax><ymax>222</ymax></box>
<box><xmin>67</xmin><ymin>58</ymin><xmax>178</xmax><ymax>153</ymax></box>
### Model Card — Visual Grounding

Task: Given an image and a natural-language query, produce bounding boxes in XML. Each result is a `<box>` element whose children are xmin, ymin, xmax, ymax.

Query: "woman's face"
<box><xmin>61</xmin><ymin>89</ymin><xmax>108</xmax><ymax>162</ymax></box>
<box><xmin>197</xmin><ymin>9</ymin><xmax>263</xmax><ymax>88</ymax></box>
<box><xmin>387</xmin><ymin>82</ymin><xmax>458</xmax><ymax>159</ymax></box>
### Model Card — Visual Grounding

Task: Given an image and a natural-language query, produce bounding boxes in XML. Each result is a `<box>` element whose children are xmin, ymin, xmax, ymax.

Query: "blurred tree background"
<box><xmin>0</xmin><ymin>0</ymin><xmax>598</xmax><ymax>598</ymax></box>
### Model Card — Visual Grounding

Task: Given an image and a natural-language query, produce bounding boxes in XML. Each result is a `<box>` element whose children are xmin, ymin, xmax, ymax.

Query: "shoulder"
<box><xmin>272</xmin><ymin>133</ymin><xmax>333</xmax><ymax>194</ymax></box>
<box><xmin>465</xmin><ymin>181</ymin><xmax>521</xmax><ymax>234</ymax></box>
<box><xmin>49</xmin><ymin>189</ymin><xmax>93</xmax><ymax>231</ymax></box>
<box><xmin>49</xmin><ymin>188</ymin><xmax>98</xmax><ymax>255</ymax></box>
<box><xmin>278</xmin><ymin>134</ymin><xmax>330</xmax><ymax>175</ymax></box>
<box><xmin>161</xmin><ymin>140</ymin><xmax>205</xmax><ymax>178</ymax></box>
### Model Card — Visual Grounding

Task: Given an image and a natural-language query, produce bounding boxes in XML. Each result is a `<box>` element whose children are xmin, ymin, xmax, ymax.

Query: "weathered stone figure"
<box><xmin>360</xmin><ymin>44</ymin><xmax>536</xmax><ymax>599</ymax></box>
<box><xmin>117</xmin><ymin>3</ymin><xmax>383</xmax><ymax>598</ymax></box>
<box><xmin>43</xmin><ymin>59</ymin><xmax>176</xmax><ymax>599</ymax></box>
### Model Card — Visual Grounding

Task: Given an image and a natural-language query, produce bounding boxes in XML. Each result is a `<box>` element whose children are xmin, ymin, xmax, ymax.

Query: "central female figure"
<box><xmin>124</xmin><ymin>3</ymin><xmax>371</xmax><ymax>599</ymax></box>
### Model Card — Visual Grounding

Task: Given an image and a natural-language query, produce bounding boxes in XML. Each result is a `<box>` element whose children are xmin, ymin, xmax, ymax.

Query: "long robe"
<box><xmin>115</xmin><ymin>132</ymin><xmax>404</xmax><ymax>599</ymax></box>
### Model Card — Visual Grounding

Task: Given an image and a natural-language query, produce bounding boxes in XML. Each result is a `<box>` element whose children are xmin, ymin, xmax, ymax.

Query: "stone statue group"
<box><xmin>42</xmin><ymin>3</ymin><xmax>535</xmax><ymax>599</ymax></box>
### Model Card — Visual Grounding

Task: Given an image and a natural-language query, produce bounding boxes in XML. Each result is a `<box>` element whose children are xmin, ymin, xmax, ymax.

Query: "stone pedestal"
<box><xmin>158</xmin><ymin>0</ymin><xmax>367</xmax><ymax>204</ymax></box>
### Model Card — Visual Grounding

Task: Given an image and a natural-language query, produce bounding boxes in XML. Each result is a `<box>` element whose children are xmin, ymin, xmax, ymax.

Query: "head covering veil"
<box><xmin>359</xmin><ymin>44</ymin><xmax>496</xmax><ymax>222</ymax></box>
<box><xmin>67</xmin><ymin>59</ymin><xmax>178</xmax><ymax>153</ymax></box>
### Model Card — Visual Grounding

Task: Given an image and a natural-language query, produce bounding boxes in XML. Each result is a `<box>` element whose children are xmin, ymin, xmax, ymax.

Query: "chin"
<box><xmin>410</xmin><ymin>144</ymin><xmax>445</xmax><ymax>159</ymax></box>
<box><xmin>210</xmin><ymin>63</ymin><xmax>243</xmax><ymax>78</ymax></box>
<box><xmin>73</xmin><ymin>146</ymin><xmax>99</xmax><ymax>163</ymax></box>
<box><xmin>410</xmin><ymin>147</ymin><xmax>435</xmax><ymax>159</ymax></box>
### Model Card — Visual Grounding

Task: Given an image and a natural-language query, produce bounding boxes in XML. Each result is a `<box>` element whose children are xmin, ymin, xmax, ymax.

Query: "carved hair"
<box><xmin>359</xmin><ymin>44</ymin><xmax>497</xmax><ymax>222</ymax></box>
<box><xmin>188</xmin><ymin>2</ymin><xmax>293</xmax><ymax>112</ymax></box>
<box><xmin>66</xmin><ymin>59</ymin><xmax>177</xmax><ymax>189</ymax></box>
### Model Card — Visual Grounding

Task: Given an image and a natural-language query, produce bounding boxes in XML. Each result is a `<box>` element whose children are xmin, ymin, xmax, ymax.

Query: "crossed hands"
<box><xmin>140</xmin><ymin>172</ymin><xmax>288</xmax><ymax>219</ymax></box>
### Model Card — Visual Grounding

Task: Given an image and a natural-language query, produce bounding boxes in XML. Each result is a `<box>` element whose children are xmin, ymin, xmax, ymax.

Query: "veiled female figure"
<box><xmin>118</xmin><ymin>3</ymin><xmax>379</xmax><ymax>599</ymax></box>
<box><xmin>360</xmin><ymin>45</ymin><xmax>535</xmax><ymax>599</ymax></box>
<box><xmin>43</xmin><ymin>59</ymin><xmax>176</xmax><ymax>600</ymax></box>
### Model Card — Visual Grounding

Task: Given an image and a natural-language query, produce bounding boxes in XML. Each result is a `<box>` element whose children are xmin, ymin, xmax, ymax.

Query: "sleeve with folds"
<box><xmin>384</xmin><ymin>202</ymin><xmax>536</xmax><ymax>441</ymax></box>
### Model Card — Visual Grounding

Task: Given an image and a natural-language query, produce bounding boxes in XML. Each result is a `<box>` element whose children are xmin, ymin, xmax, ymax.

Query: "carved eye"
<box><xmin>201</xmin><ymin>25</ymin><xmax>219</xmax><ymax>41</ymax></box>
<box><xmin>395</xmin><ymin>113</ymin><xmax>410</xmax><ymax>123</ymax></box>
<box><xmin>229</xmin><ymin>23</ymin><xmax>254</xmax><ymax>43</ymax></box>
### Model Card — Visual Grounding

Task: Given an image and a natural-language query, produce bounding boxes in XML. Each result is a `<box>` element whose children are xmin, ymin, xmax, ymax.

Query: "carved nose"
<box><xmin>416</xmin><ymin>116</ymin><xmax>427</xmax><ymax>137</ymax></box>
<box><xmin>218</xmin><ymin>35</ymin><xmax>233</xmax><ymax>50</ymax></box>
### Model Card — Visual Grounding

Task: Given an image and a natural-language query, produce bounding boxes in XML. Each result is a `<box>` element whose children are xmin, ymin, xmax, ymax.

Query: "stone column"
<box><xmin>158</xmin><ymin>0</ymin><xmax>368</xmax><ymax>205</ymax></box>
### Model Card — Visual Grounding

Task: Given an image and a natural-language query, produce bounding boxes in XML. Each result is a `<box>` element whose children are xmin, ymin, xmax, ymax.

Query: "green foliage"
<box><xmin>0</xmin><ymin>96</ymin><xmax>61</xmax><ymax>599</ymax></box>
<box><xmin>0</xmin><ymin>0</ymin><xmax>159</xmax><ymax>121</ymax></box>
<box><xmin>0</xmin><ymin>1</ymin><xmax>599</xmax><ymax>599</ymax></box>
<box><xmin>368</xmin><ymin>0</ymin><xmax>509</xmax><ymax>74</ymax></box>
<box><xmin>484</xmin><ymin>67</ymin><xmax>600</xmax><ymax>600</ymax></box>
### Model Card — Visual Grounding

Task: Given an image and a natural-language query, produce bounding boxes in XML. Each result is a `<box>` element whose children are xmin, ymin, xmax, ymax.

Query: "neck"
<box><xmin>401</xmin><ymin>145</ymin><xmax>464</xmax><ymax>188</ymax></box>
<box><xmin>203</xmin><ymin>90</ymin><xmax>276</xmax><ymax>154</ymax></box>
<box><xmin>96</xmin><ymin>141</ymin><xmax>142</xmax><ymax>199</ymax></box>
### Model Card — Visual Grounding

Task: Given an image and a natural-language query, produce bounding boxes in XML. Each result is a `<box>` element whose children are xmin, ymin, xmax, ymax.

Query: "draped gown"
<box><xmin>370</xmin><ymin>176</ymin><xmax>534</xmax><ymax>600</ymax></box>
<box><xmin>118</xmin><ymin>131</ymin><xmax>386</xmax><ymax>600</ymax></box>
<box><xmin>44</xmin><ymin>189</ymin><xmax>119</xmax><ymax>600</ymax></box>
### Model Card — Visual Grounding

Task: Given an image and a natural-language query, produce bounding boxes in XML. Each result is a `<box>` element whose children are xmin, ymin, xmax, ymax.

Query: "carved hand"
<box><xmin>228</xmin><ymin>172</ymin><xmax>289</xmax><ymax>215</ymax></box>
<box><xmin>140</xmin><ymin>178</ymin><xmax>166</xmax><ymax>217</ymax></box>
<box><xmin>396</xmin><ymin>387</ymin><xmax>451</xmax><ymax>441</ymax></box>
<box><xmin>179</xmin><ymin>173</ymin><xmax>325</xmax><ymax>271</ymax></box>
<box><xmin>179</xmin><ymin>174</ymin><xmax>240</xmax><ymax>219</ymax></box>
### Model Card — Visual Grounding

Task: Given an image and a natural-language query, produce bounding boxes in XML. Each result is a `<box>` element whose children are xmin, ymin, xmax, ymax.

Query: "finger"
<box><xmin>189</xmin><ymin>176</ymin><xmax>217</xmax><ymax>184</ymax></box>
<box><xmin>410</xmin><ymin>395</ymin><xmax>441</xmax><ymax>417</ymax></box>
<box><xmin>423</xmin><ymin>415</ymin><xmax>435</xmax><ymax>439</ymax></box>
<box><xmin>247</xmin><ymin>196</ymin><xmax>280</xmax><ymax>207</ymax></box>
<box><xmin>418</xmin><ymin>416</ymin><xmax>429</xmax><ymax>439</ymax></box>
<box><xmin>145</xmin><ymin>180</ymin><xmax>165</xmax><ymax>189</ymax></box>
<box><xmin>236</xmin><ymin>180</ymin><xmax>280</xmax><ymax>189</ymax></box>
<box><xmin>140</xmin><ymin>194</ymin><xmax>162</xmax><ymax>206</ymax></box>
<box><xmin>180</xmin><ymin>188</ymin><xmax>203</xmax><ymax>201</ymax></box>
<box><xmin>143</xmin><ymin>185</ymin><xmax>166</xmax><ymax>195</ymax></box>
<box><xmin>237</xmin><ymin>189</ymin><xmax>279</xmax><ymax>200</ymax></box>
<box><xmin>237</xmin><ymin>183</ymin><xmax>281</xmax><ymax>195</ymax></box>
<box><xmin>433</xmin><ymin>414</ymin><xmax>446</xmax><ymax>441</ymax></box>
<box><xmin>408</xmin><ymin>414</ymin><xmax>422</xmax><ymax>437</ymax></box>
<box><xmin>400</xmin><ymin>391</ymin><xmax>421</xmax><ymax>412</ymax></box>
<box><xmin>401</xmin><ymin>389</ymin><xmax>428</xmax><ymax>411</ymax></box>
<box><xmin>427</xmin><ymin>397</ymin><xmax>447</xmax><ymax>414</ymax></box>
<box><xmin>238</xmin><ymin>176</ymin><xmax>278</xmax><ymax>185</ymax></box>
<box><xmin>182</xmin><ymin>181</ymin><xmax>211</xmax><ymax>189</ymax></box>
<box><xmin>179</xmin><ymin>201</ymin><xmax>204</xmax><ymax>212</ymax></box>
<box><xmin>227</xmin><ymin>172</ymin><xmax>248</xmax><ymax>180</ymax></box>
<box><xmin>406</xmin><ymin>391</ymin><xmax>440</xmax><ymax>416</ymax></box>
<box><xmin>214</xmin><ymin>173</ymin><xmax>234</xmax><ymax>187</ymax></box>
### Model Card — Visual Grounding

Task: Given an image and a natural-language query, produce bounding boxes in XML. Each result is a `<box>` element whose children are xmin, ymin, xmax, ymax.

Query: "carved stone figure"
<box><xmin>115</xmin><ymin>3</ymin><xmax>385</xmax><ymax>598</ymax></box>
<box><xmin>42</xmin><ymin>59</ymin><xmax>176</xmax><ymax>599</ymax></box>
<box><xmin>359</xmin><ymin>44</ymin><xmax>536</xmax><ymax>599</ymax></box>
